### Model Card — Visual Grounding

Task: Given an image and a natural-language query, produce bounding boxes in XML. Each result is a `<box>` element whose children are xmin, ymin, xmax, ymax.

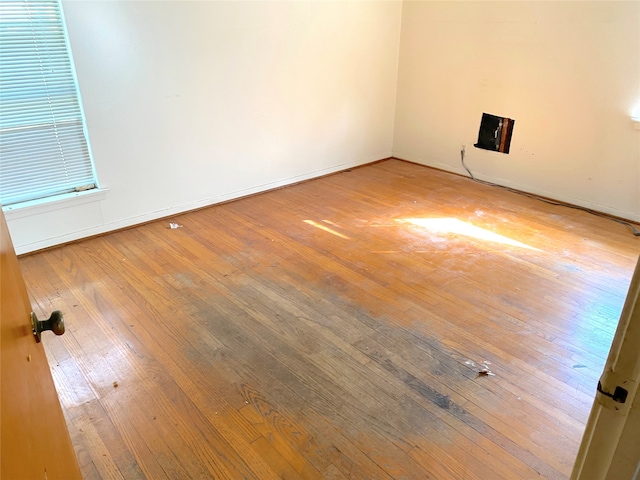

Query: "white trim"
<box><xmin>3</xmin><ymin>188</ymin><xmax>108</xmax><ymax>220</ymax></box>
<box><xmin>9</xmin><ymin>156</ymin><xmax>379</xmax><ymax>255</ymax></box>
<box><xmin>59</xmin><ymin>0</ymin><xmax>101</xmax><ymax>190</ymax></box>
<box><xmin>393</xmin><ymin>153</ymin><xmax>640</xmax><ymax>224</ymax></box>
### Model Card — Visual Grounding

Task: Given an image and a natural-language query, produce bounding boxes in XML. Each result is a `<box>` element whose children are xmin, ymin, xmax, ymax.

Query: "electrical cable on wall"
<box><xmin>459</xmin><ymin>147</ymin><xmax>640</xmax><ymax>237</ymax></box>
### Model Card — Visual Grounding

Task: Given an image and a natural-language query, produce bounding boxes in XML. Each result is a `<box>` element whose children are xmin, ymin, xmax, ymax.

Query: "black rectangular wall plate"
<box><xmin>474</xmin><ymin>113</ymin><xmax>515</xmax><ymax>154</ymax></box>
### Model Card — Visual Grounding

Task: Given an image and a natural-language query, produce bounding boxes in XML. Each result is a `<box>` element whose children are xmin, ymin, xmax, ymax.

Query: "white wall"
<box><xmin>393</xmin><ymin>1</ymin><xmax>640</xmax><ymax>222</ymax></box>
<box><xmin>7</xmin><ymin>1</ymin><xmax>402</xmax><ymax>254</ymax></box>
<box><xmin>8</xmin><ymin>1</ymin><xmax>640</xmax><ymax>254</ymax></box>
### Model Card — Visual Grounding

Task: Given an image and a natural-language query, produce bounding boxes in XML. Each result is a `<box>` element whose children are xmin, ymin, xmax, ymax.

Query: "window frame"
<box><xmin>0</xmin><ymin>0</ymin><xmax>99</xmax><ymax>208</ymax></box>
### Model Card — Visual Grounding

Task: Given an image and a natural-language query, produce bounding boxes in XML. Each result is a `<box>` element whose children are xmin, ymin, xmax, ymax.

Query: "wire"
<box><xmin>459</xmin><ymin>147</ymin><xmax>640</xmax><ymax>237</ymax></box>
<box><xmin>460</xmin><ymin>146</ymin><xmax>475</xmax><ymax>180</ymax></box>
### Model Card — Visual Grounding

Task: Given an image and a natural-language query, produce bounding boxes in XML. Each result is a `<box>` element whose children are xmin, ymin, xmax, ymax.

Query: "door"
<box><xmin>571</xmin><ymin>255</ymin><xmax>640</xmax><ymax>479</ymax></box>
<box><xmin>0</xmin><ymin>209</ymin><xmax>82</xmax><ymax>479</ymax></box>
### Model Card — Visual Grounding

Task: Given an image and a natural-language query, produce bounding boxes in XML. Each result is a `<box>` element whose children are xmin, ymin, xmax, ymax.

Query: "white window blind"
<box><xmin>0</xmin><ymin>0</ymin><xmax>97</xmax><ymax>207</ymax></box>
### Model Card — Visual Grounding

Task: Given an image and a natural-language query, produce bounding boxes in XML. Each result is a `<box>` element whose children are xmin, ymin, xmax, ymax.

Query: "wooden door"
<box><xmin>0</xmin><ymin>209</ymin><xmax>81</xmax><ymax>479</ymax></box>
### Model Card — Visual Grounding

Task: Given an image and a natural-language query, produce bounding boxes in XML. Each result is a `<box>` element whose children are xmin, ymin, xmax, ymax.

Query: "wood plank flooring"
<box><xmin>19</xmin><ymin>159</ymin><xmax>640</xmax><ymax>479</ymax></box>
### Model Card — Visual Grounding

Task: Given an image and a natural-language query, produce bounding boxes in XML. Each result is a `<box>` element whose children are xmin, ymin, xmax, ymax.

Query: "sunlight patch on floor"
<box><xmin>399</xmin><ymin>217</ymin><xmax>540</xmax><ymax>251</ymax></box>
<box><xmin>304</xmin><ymin>220</ymin><xmax>350</xmax><ymax>240</ymax></box>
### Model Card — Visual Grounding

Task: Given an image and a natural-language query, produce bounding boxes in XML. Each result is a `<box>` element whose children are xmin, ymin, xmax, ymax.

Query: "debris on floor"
<box><xmin>466</xmin><ymin>359</ymin><xmax>495</xmax><ymax>377</ymax></box>
<box><xmin>169</xmin><ymin>222</ymin><xmax>183</xmax><ymax>229</ymax></box>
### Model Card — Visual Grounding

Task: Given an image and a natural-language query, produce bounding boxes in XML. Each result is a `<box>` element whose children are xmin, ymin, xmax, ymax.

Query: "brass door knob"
<box><xmin>31</xmin><ymin>311</ymin><xmax>65</xmax><ymax>343</ymax></box>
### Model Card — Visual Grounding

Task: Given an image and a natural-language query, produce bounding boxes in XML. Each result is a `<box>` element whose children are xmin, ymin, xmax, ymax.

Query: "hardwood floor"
<box><xmin>19</xmin><ymin>159</ymin><xmax>640</xmax><ymax>479</ymax></box>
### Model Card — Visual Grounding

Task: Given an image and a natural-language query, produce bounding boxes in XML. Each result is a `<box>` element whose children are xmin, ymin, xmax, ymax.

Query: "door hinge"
<box><xmin>595</xmin><ymin>370</ymin><xmax>636</xmax><ymax>415</ymax></box>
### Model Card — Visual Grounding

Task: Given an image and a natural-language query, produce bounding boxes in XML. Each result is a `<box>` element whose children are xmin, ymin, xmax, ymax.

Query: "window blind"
<box><xmin>0</xmin><ymin>0</ymin><xmax>97</xmax><ymax>206</ymax></box>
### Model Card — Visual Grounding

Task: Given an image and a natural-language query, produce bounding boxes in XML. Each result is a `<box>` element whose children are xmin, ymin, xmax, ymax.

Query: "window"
<box><xmin>0</xmin><ymin>0</ymin><xmax>97</xmax><ymax>207</ymax></box>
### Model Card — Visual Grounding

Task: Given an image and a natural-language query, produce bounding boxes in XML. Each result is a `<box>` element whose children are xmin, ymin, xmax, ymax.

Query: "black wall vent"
<box><xmin>474</xmin><ymin>113</ymin><xmax>514</xmax><ymax>154</ymax></box>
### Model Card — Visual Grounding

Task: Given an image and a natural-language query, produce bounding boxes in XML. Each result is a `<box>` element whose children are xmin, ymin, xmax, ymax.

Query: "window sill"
<box><xmin>2</xmin><ymin>188</ymin><xmax>109</xmax><ymax>220</ymax></box>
